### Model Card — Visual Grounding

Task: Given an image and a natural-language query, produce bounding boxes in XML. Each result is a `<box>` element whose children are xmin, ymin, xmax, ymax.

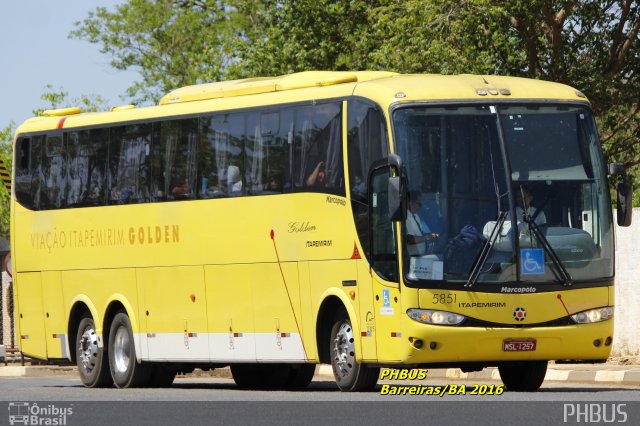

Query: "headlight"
<box><xmin>407</xmin><ymin>309</ymin><xmax>465</xmax><ymax>325</ymax></box>
<box><xmin>570</xmin><ymin>307</ymin><xmax>614</xmax><ymax>324</ymax></box>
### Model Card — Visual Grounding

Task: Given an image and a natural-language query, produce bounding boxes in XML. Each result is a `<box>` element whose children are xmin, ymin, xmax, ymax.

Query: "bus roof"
<box><xmin>15</xmin><ymin>71</ymin><xmax>588</xmax><ymax>135</ymax></box>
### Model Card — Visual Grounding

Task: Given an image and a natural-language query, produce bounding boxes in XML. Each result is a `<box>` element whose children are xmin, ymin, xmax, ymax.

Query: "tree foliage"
<box><xmin>32</xmin><ymin>85</ymin><xmax>108</xmax><ymax>116</ymax></box>
<box><xmin>64</xmin><ymin>1</ymin><xmax>640</xmax><ymax>201</ymax></box>
<box><xmin>0</xmin><ymin>123</ymin><xmax>14</xmax><ymax>240</ymax></box>
<box><xmin>70</xmin><ymin>0</ymin><xmax>236</xmax><ymax>104</ymax></box>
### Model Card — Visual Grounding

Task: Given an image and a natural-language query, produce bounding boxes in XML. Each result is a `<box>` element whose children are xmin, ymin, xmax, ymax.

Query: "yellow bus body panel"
<box><xmin>11</xmin><ymin>72</ymin><xmax>607</xmax><ymax>368</ymax></box>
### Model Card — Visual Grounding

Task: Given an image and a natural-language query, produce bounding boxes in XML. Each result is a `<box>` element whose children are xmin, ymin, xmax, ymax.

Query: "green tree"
<box><xmin>70</xmin><ymin>0</ymin><xmax>237</xmax><ymax>104</ymax></box>
<box><xmin>228</xmin><ymin>0</ymin><xmax>376</xmax><ymax>77</ymax></box>
<box><xmin>72</xmin><ymin>0</ymin><xmax>640</xmax><ymax>201</ymax></box>
<box><xmin>0</xmin><ymin>123</ymin><xmax>14</xmax><ymax>240</ymax></box>
<box><xmin>32</xmin><ymin>85</ymin><xmax>108</xmax><ymax>116</ymax></box>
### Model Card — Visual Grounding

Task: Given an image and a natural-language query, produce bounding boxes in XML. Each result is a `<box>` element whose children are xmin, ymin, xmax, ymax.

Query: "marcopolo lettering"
<box><xmin>501</xmin><ymin>286</ymin><xmax>537</xmax><ymax>293</ymax></box>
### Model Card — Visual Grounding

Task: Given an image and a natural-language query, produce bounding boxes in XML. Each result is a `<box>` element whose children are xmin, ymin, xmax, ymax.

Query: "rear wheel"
<box><xmin>76</xmin><ymin>314</ymin><xmax>112</xmax><ymax>388</ymax></box>
<box><xmin>108</xmin><ymin>312</ymin><xmax>152</xmax><ymax>388</ymax></box>
<box><xmin>330</xmin><ymin>310</ymin><xmax>379</xmax><ymax>391</ymax></box>
<box><xmin>498</xmin><ymin>361</ymin><xmax>548</xmax><ymax>391</ymax></box>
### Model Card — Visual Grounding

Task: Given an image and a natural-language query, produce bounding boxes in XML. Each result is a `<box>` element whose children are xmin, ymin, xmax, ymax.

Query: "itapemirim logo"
<box><xmin>8</xmin><ymin>402</ymin><xmax>73</xmax><ymax>425</ymax></box>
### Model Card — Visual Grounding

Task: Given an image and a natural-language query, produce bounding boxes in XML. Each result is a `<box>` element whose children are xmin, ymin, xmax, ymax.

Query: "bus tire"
<box><xmin>230</xmin><ymin>364</ymin><xmax>289</xmax><ymax>389</ymax></box>
<box><xmin>108</xmin><ymin>312</ymin><xmax>152</xmax><ymax>388</ymax></box>
<box><xmin>76</xmin><ymin>313</ymin><xmax>112</xmax><ymax>388</ymax></box>
<box><xmin>498</xmin><ymin>361</ymin><xmax>548</xmax><ymax>391</ymax></box>
<box><xmin>330</xmin><ymin>310</ymin><xmax>379</xmax><ymax>391</ymax></box>
<box><xmin>285</xmin><ymin>364</ymin><xmax>316</xmax><ymax>389</ymax></box>
<box><xmin>148</xmin><ymin>363</ymin><xmax>177</xmax><ymax>387</ymax></box>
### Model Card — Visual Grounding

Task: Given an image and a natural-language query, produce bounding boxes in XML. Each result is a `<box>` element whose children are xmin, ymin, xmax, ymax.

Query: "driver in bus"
<box><xmin>406</xmin><ymin>190</ymin><xmax>439</xmax><ymax>256</ymax></box>
<box><xmin>513</xmin><ymin>186</ymin><xmax>546</xmax><ymax>228</ymax></box>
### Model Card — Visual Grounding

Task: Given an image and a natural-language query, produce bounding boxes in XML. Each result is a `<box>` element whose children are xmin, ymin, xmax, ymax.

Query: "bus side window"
<box><xmin>160</xmin><ymin>119</ymin><xmax>198</xmax><ymax>201</ymax></box>
<box><xmin>244</xmin><ymin>108</ymin><xmax>293</xmax><ymax>195</ymax></box>
<box><xmin>66</xmin><ymin>129</ymin><xmax>108</xmax><ymax>207</ymax></box>
<box><xmin>293</xmin><ymin>102</ymin><xmax>344</xmax><ymax>195</ymax></box>
<box><xmin>42</xmin><ymin>135</ymin><xmax>66</xmax><ymax>209</ymax></box>
<box><xmin>199</xmin><ymin>113</ymin><xmax>244</xmax><ymax>198</ymax></box>
<box><xmin>108</xmin><ymin>124</ymin><xmax>152</xmax><ymax>204</ymax></box>
<box><xmin>14</xmin><ymin>136</ymin><xmax>42</xmax><ymax>210</ymax></box>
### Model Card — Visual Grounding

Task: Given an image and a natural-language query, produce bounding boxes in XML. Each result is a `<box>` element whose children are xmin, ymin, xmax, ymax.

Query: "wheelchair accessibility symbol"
<box><xmin>521</xmin><ymin>249</ymin><xmax>544</xmax><ymax>275</ymax></box>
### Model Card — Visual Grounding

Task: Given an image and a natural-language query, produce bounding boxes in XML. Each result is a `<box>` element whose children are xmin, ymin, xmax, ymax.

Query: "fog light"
<box><xmin>430</xmin><ymin>342</ymin><xmax>437</xmax><ymax>350</ymax></box>
<box><xmin>605</xmin><ymin>337</ymin><xmax>612</xmax><ymax>346</ymax></box>
<box><xmin>593</xmin><ymin>339</ymin><xmax>601</xmax><ymax>347</ymax></box>
<box><xmin>414</xmin><ymin>339</ymin><xmax>423</xmax><ymax>349</ymax></box>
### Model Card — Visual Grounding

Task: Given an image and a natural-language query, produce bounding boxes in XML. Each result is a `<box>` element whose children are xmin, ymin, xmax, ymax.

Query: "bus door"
<box><xmin>368</xmin><ymin>165</ymin><xmax>402</xmax><ymax>362</ymax></box>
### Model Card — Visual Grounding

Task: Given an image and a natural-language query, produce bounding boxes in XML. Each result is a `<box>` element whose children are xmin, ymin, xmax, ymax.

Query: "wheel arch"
<box><xmin>103</xmin><ymin>294</ymin><xmax>142</xmax><ymax>363</ymax></box>
<box><xmin>315</xmin><ymin>290</ymin><xmax>360</xmax><ymax>364</ymax></box>
<box><xmin>67</xmin><ymin>296</ymin><xmax>99</xmax><ymax>363</ymax></box>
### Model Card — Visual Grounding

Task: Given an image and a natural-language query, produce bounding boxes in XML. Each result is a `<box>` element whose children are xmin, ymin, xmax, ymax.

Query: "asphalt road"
<box><xmin>1</xmin><ymin>376</ymin><xmax>639</xmax><ymax>426</ymax></box>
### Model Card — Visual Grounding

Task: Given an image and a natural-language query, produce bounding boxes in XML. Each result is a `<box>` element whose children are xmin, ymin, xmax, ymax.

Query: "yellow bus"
<box><xmin>11</xmin><ymin>71</ymin><xmax>632</xmax><ymax>391</ymax></box>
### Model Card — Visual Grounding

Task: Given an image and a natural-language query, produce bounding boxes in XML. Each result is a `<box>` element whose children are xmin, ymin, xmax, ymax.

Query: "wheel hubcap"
<box><xmin>332</xmin><ymin>322</ymin><xmax>356</xmax><ymax>381</ymax></box>
<box><xmin>113</xmin><ymin>326</ymin><xmax>130</xmax><ymax>374</ymax></box>
<box><xmin>79</xmin><ymin>326</ymin><xmax>99</xmax><ymax>372</ymax></box>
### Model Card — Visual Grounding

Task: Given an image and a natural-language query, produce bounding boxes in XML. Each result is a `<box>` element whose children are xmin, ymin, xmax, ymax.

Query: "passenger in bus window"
<box><xmin>171</xmin><ymin>180</ymin><xmax>188</xmax><ymax>197</ymax></box>
<box><xmin>406</xmin><ymin>190</ymin><xmax>439</xmax><ymax>256</ymax></box>
<box><xmin>351</xmin><ymin>175</ymin><xmax>366</xmax><ymax>201</ymax></box>
<box><xmin>306</xmin><ymin>160</ymin><xmax>326</xmax><ymax>187</ymax></box>
<box><xmin>227</xmin><ymin>165</ymin><xmax>242</xmax><ymax>193</ymax></box>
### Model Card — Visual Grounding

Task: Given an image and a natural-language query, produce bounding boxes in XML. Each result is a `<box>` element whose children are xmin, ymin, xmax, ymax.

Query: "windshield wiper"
<box><xmin>465</xmin><ymin>211</ymin><xmax>507</xmax><ymax>288</ymax></box>
<box><xmin>522</xmin><ymin>216</ymin><xmax>573</xmax><ymax>286</ymax></box>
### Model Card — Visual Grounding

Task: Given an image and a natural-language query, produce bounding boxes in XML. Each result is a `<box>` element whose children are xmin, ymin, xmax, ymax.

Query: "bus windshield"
<box><xmin>393</xmin><ymin>104</ymin><xmax>614</xmax><ymax>287</ymax></box>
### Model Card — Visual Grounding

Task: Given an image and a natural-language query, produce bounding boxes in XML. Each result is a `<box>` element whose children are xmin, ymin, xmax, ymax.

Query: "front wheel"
<box><xmin>76</xmin><ymin>314</ymin><xmax>112</xmax><ymax>388</ymax></box>
<box><xmin>108</xmin><ymin>312</ymin><xmax>151</xmax><ymax>388</ymax></box>
<box><xmin>330</xmin><ymin>311</ymin><xmax>379</xmax><ymax>391</ymax></box>
<box><xmin>498</xmin><ymin>361</ymin><xmax>548</xmax><ymax>391</ymax></box>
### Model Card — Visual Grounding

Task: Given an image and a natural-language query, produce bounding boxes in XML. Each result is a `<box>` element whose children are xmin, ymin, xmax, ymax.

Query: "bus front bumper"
<box><xmin>399</xmin><ymin>319</ymin><xmax>613</xmax><ymax>365</ymax></box>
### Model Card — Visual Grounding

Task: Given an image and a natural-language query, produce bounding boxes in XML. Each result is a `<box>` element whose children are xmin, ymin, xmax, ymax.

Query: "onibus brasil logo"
<box><xmin>8</xmin><ymin>402</ymin><xmax>73</xmax><ymax>425</ymax></box>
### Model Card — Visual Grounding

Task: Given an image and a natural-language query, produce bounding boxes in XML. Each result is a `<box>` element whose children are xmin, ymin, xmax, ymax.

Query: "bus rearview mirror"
<box><xmin>617</xmin><ymin>181</ymin><xmax>632</xmax><ymax>227</ymax></box>
<box><xmin>388</xmin><ymin>176</ymin><xmax>404</xmax><ymax>222</ymax></box>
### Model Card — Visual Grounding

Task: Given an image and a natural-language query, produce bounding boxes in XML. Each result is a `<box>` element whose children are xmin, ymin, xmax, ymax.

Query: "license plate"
<box><xmin>503</xmin><ymin>338</ymin><xmax>537</xmax><ymax>352</ymax></box>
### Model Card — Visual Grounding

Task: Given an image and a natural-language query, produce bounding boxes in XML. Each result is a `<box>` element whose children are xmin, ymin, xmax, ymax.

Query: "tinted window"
<box><xmin>108</xmin><ymin>124</ymin><xmax>152</xmax><ymax>204</ymax></box>
<box><xmin>42</xmin><ymin>135</ymin><xmax>66</xmax><ymax>209</ymax></box>
<box><xmin>66</xmin><ymin>129</ymin><xmax>109</xmax><ymax>206</ymax></box>
<box><xmin>156</xmin><ymin>119</ymin><xmax>199</xmax><ymax>200</ymax></box>
<box><xmin>200</xmin><ymin>113</ymin><xmax>245</xmax><ymax>197</ymax></box>
<box><xmin>293</xmin><ymin>102</ymin><xmax>344</xmax><ymax>195</ymax></box>
<box><xmin>245</xmin><ymin>109</ymin><xmax>294</xmax><ymax>194</ymax></box>
<box><xmin>15</xmin><ymin>136</ymin><xmax>43</xmax><ymax>210</ymax></box>
<box><xmin>16</xmin><ymin>101</ymin><xmax>346</xmax><ymax>209</ymax></box>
